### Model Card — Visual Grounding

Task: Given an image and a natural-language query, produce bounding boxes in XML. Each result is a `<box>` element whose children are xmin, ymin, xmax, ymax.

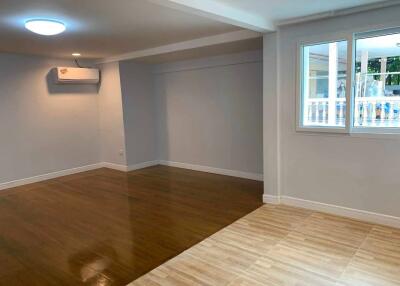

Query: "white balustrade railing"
<box><xmin>305</xmin><ymin>98</ymin><xmax>346</xmax><ymax>126</ymax></box>
<box><xmin>305</xmin><ymin>96</ymin><xmax>400</xmax><ymax>127</ymax></box>
<box><xmin>305</xmin><ymin>72</ymin><xmax>400</xmax><ymax>127</ymax></box>
<box><xmin>354</xmin><ymin>96</ymin><xmax>400</xmax><ymax>126</ymax></box>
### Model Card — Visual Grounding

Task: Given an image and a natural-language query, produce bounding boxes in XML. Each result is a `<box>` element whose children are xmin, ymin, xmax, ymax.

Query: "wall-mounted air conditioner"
<box><xmin>52</xmin><ymin>67</ymin><xmax>100</xmax><ymax>84</ymax></box>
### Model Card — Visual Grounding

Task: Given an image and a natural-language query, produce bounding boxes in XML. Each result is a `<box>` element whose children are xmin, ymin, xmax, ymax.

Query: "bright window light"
<box><xmin>25</xmin><ymin>19</ymin><xmax>66</xmax><ymax>36</ymax></box>
<box><xmin>354</xmin><ymin>32</ymin><xmax>400</xmax><ymax>128</ymax></box>
<box><xmin>300</xmin><ymin>41</ymin><xmax>348</xmax><ymax>128</ymax></box>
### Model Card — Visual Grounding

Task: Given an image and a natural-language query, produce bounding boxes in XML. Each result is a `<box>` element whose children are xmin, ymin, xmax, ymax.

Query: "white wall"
<box><xmin>119</xmin><ymin>61</ymin><xmax>158</xmax><ymax>166</ymax></box>
<box><xmin>263</xmin><ymin>33</ymin><xmax>279</xmax><ymax>198</ymax></box>
<box><xmin>98</xmin><ymin>62</ymin><xmax>127</xmax><ymax>166</ymax></box>
<box><xmin>266</xmin><ymin>5</ymin><xmax>400</xmax><ymax>217</ymax></box>
<box><xmin>0</xmin><ymin>53</ymin><xmax>100</xmax><ymax>184</ymax></box>
<box><xmin>154</xmin><ymin>51</ymin><xmax>263</xmax><ymax>176</ymax></box>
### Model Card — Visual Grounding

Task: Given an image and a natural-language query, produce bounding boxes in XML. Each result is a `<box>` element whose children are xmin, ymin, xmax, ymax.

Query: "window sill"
<box><xmin>295</xmin><ymin>127</ymin><xmax>400</xmax><ymax>140</ymax></box>
<box><xmin>296</xmin><ymin>126</ymin><xmax>347</xmax><ymax>134</ymax></box>
<box><xmin>350</xmin><ymin>129</ymin><xmax>400</xmax><ymax>140</ymax></box>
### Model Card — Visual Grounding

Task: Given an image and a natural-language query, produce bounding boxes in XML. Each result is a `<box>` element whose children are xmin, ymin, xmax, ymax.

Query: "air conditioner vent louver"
<box><xmin>52</xmin><ymin>67</ymin><xmax>100</xmax><ymax>84</ymax></box>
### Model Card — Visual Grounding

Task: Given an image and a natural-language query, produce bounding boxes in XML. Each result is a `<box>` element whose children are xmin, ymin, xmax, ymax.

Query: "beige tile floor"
<box><xmin>129</xmin><ymin>204</ymin><xmax>400</xmax><ymax>286</ymax></box>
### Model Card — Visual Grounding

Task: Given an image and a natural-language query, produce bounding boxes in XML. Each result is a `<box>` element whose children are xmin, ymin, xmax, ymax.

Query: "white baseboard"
<box><xmin>7</xmin><ymin>162</ymin><xmax>397</xmax><ymax>228</ymax></box>
<box><xmin>263</xmin><ymin>195</ymin><xmax>400</xmax><ymax>229</ymax></box>
<box><xmin>262</xmin><ymin>194</ymin><xmax>280</xmax><ymax>204</ymax></box>
<box><xmin>0</xmin><ymin>163</ymin><xmax>103</xmax><ymax>191</ymax></box>
<box><xmin>0</xmin><ymin>159</ymin><xmax>260</xmax><ymax>193</ymax></box>
<box><xmin>159</xmin><ymin>160</ymin><xmax>263</xmax><ymax>181</ymax></box>
<box><xmin>100</xmin><ymin>161</ymin><xmax>160</xmax><ymax>172</ymax></box>
<box><xmin>127</xmin><ymin>160</ymin><xmax>160</xmax><ymax>171</ymax></box>
<box><xmin>101</xmin><ymin>162</ymin><xmax>128</xmax><ymax>172</ymax></box>
<box><xmin>0</xmin><ymin>160</ymin><xmax>161</xmax><ymax>191</ymax></box>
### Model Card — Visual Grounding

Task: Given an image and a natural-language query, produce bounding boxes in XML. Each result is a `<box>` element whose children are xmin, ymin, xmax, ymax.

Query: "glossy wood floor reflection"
<box><xmin>131</xmin><ymin>204</ymin><xmax>400</xmax><ymax>286</ymax></box>
<box><xmin>0</xmin><ymin>165</ymin><xmax>263</xmax><ymax>286</ymax></box>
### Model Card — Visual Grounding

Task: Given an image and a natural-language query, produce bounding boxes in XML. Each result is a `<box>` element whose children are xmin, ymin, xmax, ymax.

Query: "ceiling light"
<box><xmin>25</xmin><ymin>19</ymin><xmax>66</xmax><ymax>36</ymax></box>
<box><xmin>72</xmin><ymin>53</ymin><xmax>81</xmax><ymax>57</ymax></box>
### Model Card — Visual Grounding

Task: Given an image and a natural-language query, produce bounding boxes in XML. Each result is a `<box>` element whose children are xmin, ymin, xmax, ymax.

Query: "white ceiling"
<box><xmin>0</xmin><ymin>0</ymin><xmax>394</xmax><ymax>61</ymax></box>
<box><xmin>0</xmin><ymin>0</ymin><xmax>239</xmax><ymax>59</ymax></box>
<box><xmin>135</xmin><ymin>37</ymin><xmax>262</xmax><ymax>64</ymax></box>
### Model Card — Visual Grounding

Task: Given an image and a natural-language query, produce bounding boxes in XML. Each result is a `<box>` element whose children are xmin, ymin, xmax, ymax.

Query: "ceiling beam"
<box><xmin>148</xmin><ymin>0</ymin><xmax>274</xmax><ymax>33</ymax></box>
<box><xmin>99</xmin><ymin>30</ymin><xmax>261</xmax><ymax>63</ymax></box>
<box><xmin>277</xmin><ymin>0</ymin><xmax>400</xmax><ymax>27</ymax></box>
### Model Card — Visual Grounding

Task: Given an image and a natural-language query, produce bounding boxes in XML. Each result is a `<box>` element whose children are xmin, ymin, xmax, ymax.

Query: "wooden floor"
<box><xmin>131</xmin><ymin>204</ymin><xmax>400</xmax><ymax>286</ymax></box>
<box><xmin>0</xmin><ymin>165</ymin><xmax>263</xmax><ymax>285</ymax></box>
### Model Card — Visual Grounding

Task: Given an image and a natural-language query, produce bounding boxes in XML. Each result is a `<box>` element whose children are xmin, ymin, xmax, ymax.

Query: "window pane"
<box><xmin>302</xmin><ymin>41</ymin><xmax>347</xmax><ymax>127</ymax></box>
<box><xmin>355</xmin><ymin>33</ymin><xmax>400</xmax><ymax>128</ymax></box>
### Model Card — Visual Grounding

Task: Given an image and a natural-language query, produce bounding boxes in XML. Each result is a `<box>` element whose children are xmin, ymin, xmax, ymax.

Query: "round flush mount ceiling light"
<box><xmin>25</xmin><ymin>19</ymin><xmax>66</xmax><ymax>36</ymax></box>
<box><xmin>72</xmin><ymin>53</ymin><xmax>81</xmax><ymax>57</ymax></box>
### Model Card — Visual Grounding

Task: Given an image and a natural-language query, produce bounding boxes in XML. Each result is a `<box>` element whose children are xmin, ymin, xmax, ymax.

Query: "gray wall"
<box><xmin>0</xmin><ymin>53</ymin><xmax>99</xmax><ymax>184</ymax></box>
<box><xmin>154</xmin><ymin>51</ymin><xmax>263</xmax><ymax>175</ymax></box>
<box><xmin>0</xmin><ymin>50</ymin><xmax>263</xmax><ymax>185</ymax></box>
<box><xmin>268</xmin><ymin>5</ymin><xmax>400</xmax><ymax>217</ymax></box>
<box><xmin>119</xmin><ymin>61</ymin><xmax>158</xmax><ymax>166</ymax></box>
<box><xmin>98</xmin><ymin>62</ymin><xmax>127</xmax><ymax>165</ymax></box>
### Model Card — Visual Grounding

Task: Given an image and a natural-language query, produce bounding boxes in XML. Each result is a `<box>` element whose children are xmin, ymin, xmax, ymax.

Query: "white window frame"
<box><xmin>296</xmin><ymin>37</ymin><xmax>351</xmax><ymax>133</ymax></box>
<box><xmin>351</xmin><ymin>27</ymin><xmax>400</xmax><ymax>135</ymax></box>
<box><xmin>297</xmin><ymin>28</ymin><xmax>400</xmax><ymax>136</ymax></box>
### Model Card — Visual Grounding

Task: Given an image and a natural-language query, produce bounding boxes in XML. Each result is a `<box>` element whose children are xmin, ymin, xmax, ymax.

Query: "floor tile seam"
<box><xmin>258</xmin><ymin>254</ymin><xmax>340</xmax><ymax>284</ymax></box>
<box><xmin>259</xmin><ymin>210</ymin><xmax>349</xmax><ymax>284</ymax></box>
<box><xmin>336</xmin><ymin>224</ymin><xmax>374</xmax><ymax>284</ymax></box>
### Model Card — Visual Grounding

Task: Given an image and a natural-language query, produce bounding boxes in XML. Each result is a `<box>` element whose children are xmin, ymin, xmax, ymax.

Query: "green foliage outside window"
<box><xmin>356</xmin><ymin>56</ymin><xmax>400</xmax><ymax>85</ymax></box>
